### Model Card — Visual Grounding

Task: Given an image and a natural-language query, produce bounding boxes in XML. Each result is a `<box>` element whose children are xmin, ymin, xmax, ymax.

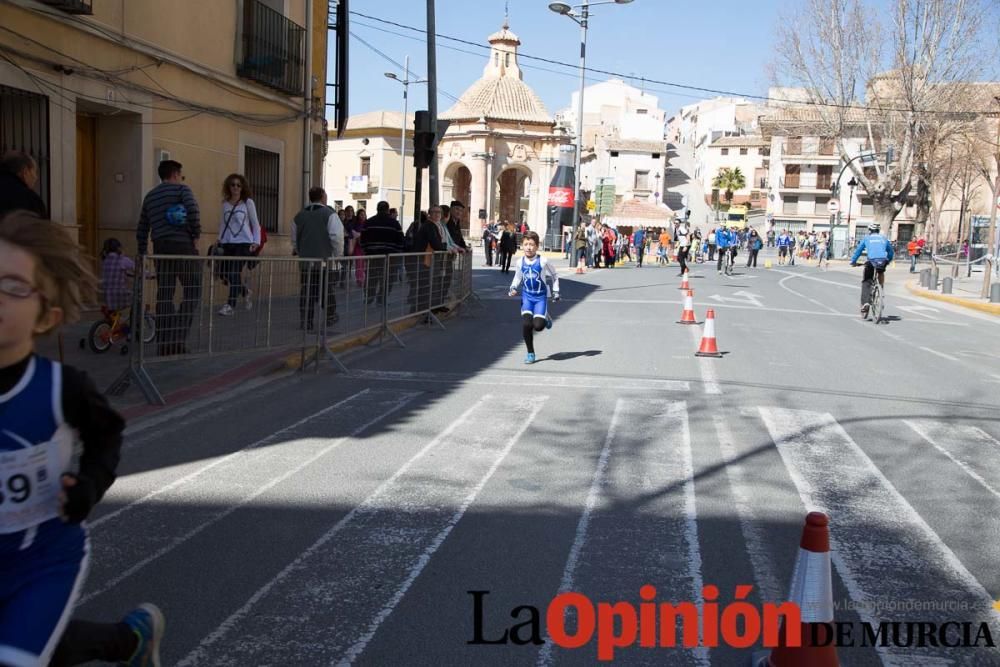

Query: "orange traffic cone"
<box><xmin>679</xmin><ymin>272</ymin><xmax>690</xmax><ymax>291</ymax></box>
<box><xmin>758</xmin><ymin>512</ymin><xmax>839</xmax><ymax>667</ymax></box>
<box><xmin>677</xmin><ymin>290</ymin><xmax>698</xmax><ymax>324</ymax></box>
<box><xmin>694</xmin><ymin>309</ymin><xmax>722</xmax><ymax>356</ymax></box>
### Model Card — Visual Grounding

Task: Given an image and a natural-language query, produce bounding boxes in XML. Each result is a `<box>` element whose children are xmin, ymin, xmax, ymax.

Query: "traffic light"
<box><xmin>414</xmin><ymin>111</ymin><xmax>434</xmax><ymax>169</ymax></box>
<box><xmin>412</xmin><ymin>112</ymin><xmax>451</xmax><ymax>169</ymax></box>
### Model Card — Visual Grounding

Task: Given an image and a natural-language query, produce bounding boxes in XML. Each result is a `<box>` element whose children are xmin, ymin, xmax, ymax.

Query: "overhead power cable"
<box><xmin>349</xmin><ymin>10</ymin><xmax>999</xmax><ymax>116</ymax></box>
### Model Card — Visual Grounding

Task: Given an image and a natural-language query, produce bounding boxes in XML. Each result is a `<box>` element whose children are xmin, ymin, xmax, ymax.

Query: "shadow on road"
<box><xmin>539</xmin><ymin>350</ymin><xmax>602</xmax><ymax>362</ymax></box>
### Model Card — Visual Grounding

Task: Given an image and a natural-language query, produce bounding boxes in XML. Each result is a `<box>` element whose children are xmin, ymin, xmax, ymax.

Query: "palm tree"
<box><xmin>712</xmin><ymin>167</ymin><xmax>747</xmax><ymax>206</ymax></box>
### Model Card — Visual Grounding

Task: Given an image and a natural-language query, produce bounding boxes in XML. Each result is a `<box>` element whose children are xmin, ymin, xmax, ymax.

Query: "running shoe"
<box><xmin>545</xmin><ymin>316</ymin><xmax>553</xmax><ymax>330</ymax></box>
<box><xmin>524</xmin><ymin>353</ymin><xmax>536</xmax><ymax>364</ymax></box>
<box><xmin>122</xmin><ymin>603</ymin><xmax>165</xmax><ymax>667</ymax></box>
<box><xmin>217</xmin><ymin>304</ymin><xmax>234</xmax><ymax>316</ymax></box>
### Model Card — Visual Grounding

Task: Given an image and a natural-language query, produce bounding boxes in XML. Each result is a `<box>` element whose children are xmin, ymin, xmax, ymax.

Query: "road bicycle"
<box><xmin>854</xmin><ymin>261</ymin><xmax>886</xmax><ymax>324</ymax></box>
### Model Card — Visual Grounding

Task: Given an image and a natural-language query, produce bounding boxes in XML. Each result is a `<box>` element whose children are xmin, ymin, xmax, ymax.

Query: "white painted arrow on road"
<box><xmin>709</xmin><ymin>291</ymin><xmax>764</xmax><ymax>308</ymax></box>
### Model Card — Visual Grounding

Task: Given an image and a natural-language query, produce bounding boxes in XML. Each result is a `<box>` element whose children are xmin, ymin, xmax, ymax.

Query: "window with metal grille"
<box><xmin>0</xmin><ymin>85</ymin><xmax>50</xmax><ymax>211</ymax></box>
<box><xmin>244</xmin><ymin>146</ymin><xmax>280</xmax><ymax>232</ymax></box>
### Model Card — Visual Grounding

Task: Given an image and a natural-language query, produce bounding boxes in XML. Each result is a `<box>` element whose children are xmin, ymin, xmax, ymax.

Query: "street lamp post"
<box><xmin>548</xmin><ymin>0</ymin><xmax>634</xmax><ymax>267</ymax></box>
<box><xmin>385</xmin><ymin>58</ymin><xmax>427</xmax><ymax>220</ymax></box>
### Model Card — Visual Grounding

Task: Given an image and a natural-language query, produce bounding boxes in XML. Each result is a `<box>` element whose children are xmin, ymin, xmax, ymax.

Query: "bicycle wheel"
<box><xmin>141</xmin><ymin>312</ymin><xmax>157</xmax><ymax>343</ymax></box>
<box><xmin>87</xmin><ymin>321</ymin><xmax>113</xmax><ymax>353</ymax></box>
<box><xmin>871</xmin><ymin>286</ymin><xmax>884</xmax><ymax>324</ymax></box>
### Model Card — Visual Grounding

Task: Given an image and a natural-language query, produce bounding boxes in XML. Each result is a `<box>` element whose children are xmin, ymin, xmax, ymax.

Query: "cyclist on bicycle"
<box><xmin>850</xmin><ymin>222</ymin><xmax>894</xmax><ymax>318</ymax></box>
<box><xmin>716</xmin><ymin>225</ymin><xmax>736</xmax><ymax>274</ymax></box>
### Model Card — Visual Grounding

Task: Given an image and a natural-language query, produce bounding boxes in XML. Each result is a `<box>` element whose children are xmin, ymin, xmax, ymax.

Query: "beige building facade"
<box><xmin>323</xmin><ymin>21</ymin><xmax>568</xmax><ymax>242</ymax></box>
<box><xmin>0</xmin><ymin>0</ymin><xmax>328</xmax><ymax>259</ymax></box>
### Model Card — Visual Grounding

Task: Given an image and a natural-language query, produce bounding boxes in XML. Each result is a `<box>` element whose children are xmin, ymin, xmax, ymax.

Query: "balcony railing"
<box><xmin>781</xmin><ymin>141</ymin><xmax>839</xmax><ymax>158</ymax></box>
<box><xmin>237</xmin><ymin>0</ymin><xmax>306</xmax><ymax>97</ymax></box>
<box><xmin>37</xmin><ymin>0</ymin><xmax>92</xmax><ymax>13</ymax></box>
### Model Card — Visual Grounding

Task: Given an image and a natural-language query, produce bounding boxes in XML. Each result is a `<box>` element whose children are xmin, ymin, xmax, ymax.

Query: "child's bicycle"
<box><xmin>81</xmin><ymin>305</ymin><xmax>157</xmax><ymax>355</ymax></box>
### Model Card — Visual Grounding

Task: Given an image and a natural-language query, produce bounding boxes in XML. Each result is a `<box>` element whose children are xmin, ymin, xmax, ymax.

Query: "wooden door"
<box><xmin>75</xmin><ymin>115</ymin><xmax>97</xmax><ymax>262</ymax></box>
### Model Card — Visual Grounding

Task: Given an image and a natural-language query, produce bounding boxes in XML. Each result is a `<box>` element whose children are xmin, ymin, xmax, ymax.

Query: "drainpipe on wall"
<box><xmin>302</xmin><ymin>0</ymin><xmax>314</xmax><ymax>205</ymax></box>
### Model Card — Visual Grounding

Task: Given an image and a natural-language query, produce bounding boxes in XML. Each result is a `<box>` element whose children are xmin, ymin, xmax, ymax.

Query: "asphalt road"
<box><xmin>77</xmin><ymin>249</ymin><xmax>1000</xmax><ymax>666</ymax></box>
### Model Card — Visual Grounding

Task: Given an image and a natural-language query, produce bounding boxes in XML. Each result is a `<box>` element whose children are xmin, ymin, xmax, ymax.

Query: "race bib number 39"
<box><xmin>0</xmin><ymin>436</ymin><xmax>68</xmax><ymax>534</ymax></box>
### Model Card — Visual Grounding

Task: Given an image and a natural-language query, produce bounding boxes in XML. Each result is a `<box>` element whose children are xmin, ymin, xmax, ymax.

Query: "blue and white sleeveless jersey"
<box><xmin>1</xmin><ymin>357</ymin><xmax>76</xmax><ymax>540</ymax></box>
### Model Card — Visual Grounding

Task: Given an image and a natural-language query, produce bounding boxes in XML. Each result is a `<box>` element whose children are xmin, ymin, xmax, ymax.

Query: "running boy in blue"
<box><xmin>508</xmin><ymin>231</ymin><xmax>560</xmax><ymax>364</ymax></box>
<box><xmin>0</xmin><ymin>213</ymin><xmax>163</xmax><ymax>667</ymax></box>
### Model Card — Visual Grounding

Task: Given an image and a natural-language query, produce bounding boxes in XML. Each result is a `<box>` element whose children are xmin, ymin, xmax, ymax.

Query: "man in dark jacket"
<box><xmin>293</xmin><ymin>187</ymin><xmax>344</xmax><ymax>329</ymax></box>
<box><xmin>360</xmin><ymin>200</ymin><xmax>405</xmax><ymax>304</ymax></box>
<box><xmin>136</xmin><ymin>160</ymin><xmax>202</xmax><ymax>355</ymax></box>
<box><xmin>0</xmin><ymin>151</ymin><xmax>47</xmax><ymax>218</ymax></box>
<box><xmin>440</xmin><ymin>200</ymin><xmax>470</xmax><ymax>309</ymax></box>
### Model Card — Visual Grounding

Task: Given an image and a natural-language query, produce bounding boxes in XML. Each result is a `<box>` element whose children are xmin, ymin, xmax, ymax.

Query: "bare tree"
<box><xmin>773</xmin><ymin>0</ymin><xmax>992</xmax><ymax>233</ymax></box>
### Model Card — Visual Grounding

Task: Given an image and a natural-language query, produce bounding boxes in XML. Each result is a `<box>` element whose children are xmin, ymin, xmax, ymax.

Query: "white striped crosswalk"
<box><xmin>81</xmin><ymin>385</ymin><xmax>1000</xmax><ymax>665</ymax></box>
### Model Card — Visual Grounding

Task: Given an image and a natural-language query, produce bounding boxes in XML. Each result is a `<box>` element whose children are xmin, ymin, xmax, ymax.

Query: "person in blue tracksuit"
<box><xmin>715</xmin><ymin>225</ymin><xmax>737</xmax><ymax>274</ymax></box>
<box><xmin>509</xmin><ymin>231</ymin><xmax>560</xmax><ymax>365</ymax></box>
<box><xmin>0</xmin><ymin>213</ymin><xmax>162</xmax><ymax>667</ymax></box>
<box><xmin>850</xmin><ymin>222</ymin><xmax>895</xmax><ymax>316</ymax></box>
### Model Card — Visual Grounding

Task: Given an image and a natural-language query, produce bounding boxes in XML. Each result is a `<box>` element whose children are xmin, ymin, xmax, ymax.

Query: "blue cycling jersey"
<box><xmin>851</xmin><ymin>233</ymin><xmax>894</xmax><ymax>264</ymax></box>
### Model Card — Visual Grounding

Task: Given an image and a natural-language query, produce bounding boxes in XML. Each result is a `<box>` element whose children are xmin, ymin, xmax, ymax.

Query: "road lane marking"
<box><xmin>538</xmin><ymin>399</ymin><xmax>708</xmax><ymax>666</ymax></box>
<box><xmin>179</xmin><ymin>394</ymin><xmax>547</xmax><ymax>666</ymax></box>
<box><xmin>79</xmin><ymin>391</ymin><xmax>420</xmax><ymax>605</ymax></box>
<box><xmin>347</xmin><ymin>369</ymin><xmax>690</xmax><ymax>392</ymax></box>
<box><xmin>906</xmin><ymin>421</ymin><xmax>1000</xmax><ymax>503</ymax></box>
<box><xmin>758</xmin><ymin>408</ymin><xmax>1000</xmax><ymax>666</ymax></box>
<box><xmin>689</xmin><ymin>324</ymin><xmax>722</xmax><ymax>395</ymax></box>
<box><xmin>91</xmin><ymin>389</ymin><xmax>374</xmax><ymax>529</ymax></box>
<box><xmin>777</xmin><ymin>274</ymin><xmax>842</xmax><ymax>314</ymax></box>
<box><xmin>713</xmin><ymin>415</ymin><xmax>783</xmax><ymax>604</ymax></box>
<box><xmin>918</xmin><ymin>346</ymin><xmax>961</xmax><ymax>362</ymax></box>
<box><xmin>480</xmin><ymin>295</ymin><xmax>857</xmax><ymax>318</ymax></box>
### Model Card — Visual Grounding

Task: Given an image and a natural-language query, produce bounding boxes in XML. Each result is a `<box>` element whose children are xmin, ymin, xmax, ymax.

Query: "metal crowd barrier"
<box><xmin>107</xmin><ymin>250</ymin><xmax>476</xmax><ymax>405</ymax></box>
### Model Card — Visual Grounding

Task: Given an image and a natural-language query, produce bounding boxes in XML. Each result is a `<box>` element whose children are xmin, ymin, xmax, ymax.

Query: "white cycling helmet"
<box><xmin>868</xmin><ymin>223</ymin><xmax>881</xmax><ymax>232</ymax></box>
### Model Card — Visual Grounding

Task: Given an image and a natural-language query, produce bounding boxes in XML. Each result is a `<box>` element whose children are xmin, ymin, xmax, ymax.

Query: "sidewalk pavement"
<box><xmin>35</xmin><ymin>312</ymin><xmax>292</xmax><ymax>421</ymax></box>
<box><xmin>904</xmin><ymin>267</ymin><xmax>1000</xmax><ymax>316</ymax></box>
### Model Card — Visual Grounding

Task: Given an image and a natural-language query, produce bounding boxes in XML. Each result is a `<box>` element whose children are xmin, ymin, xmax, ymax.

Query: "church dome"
<box><xmin>441</xmin><ymin>22</ymin><xmax>553</xmax><ymax>125</ymax></box>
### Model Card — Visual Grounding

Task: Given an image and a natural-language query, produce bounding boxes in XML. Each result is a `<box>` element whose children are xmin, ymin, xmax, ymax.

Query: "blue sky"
<box><xmin>334</xmin><ymin>0</ymin><xmax>794</xmax><ymax>123</ymax></box>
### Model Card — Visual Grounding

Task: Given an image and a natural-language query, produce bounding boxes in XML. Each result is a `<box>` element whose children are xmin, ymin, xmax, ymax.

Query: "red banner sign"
<box><xmin>548</xmin><ymin>187</ymin><xmax>575</xmax><ymax>208</ymax></box>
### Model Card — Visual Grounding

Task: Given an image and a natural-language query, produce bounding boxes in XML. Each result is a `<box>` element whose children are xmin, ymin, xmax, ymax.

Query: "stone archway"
<box><xmin>496</xmin><ymin>165</ymin><xmax>532</xmax><ymax>227</ymax></box>
<box><xmin>443</xmin><ymin>162</ymin><xmax>472</xmax><ymax>211</ymax></box>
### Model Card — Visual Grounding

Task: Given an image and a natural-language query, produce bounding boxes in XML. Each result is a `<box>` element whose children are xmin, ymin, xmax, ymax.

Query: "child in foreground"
<box><xmin>508</xmin><ymin>231</ymin><xmax>560</xmax><ymax>364</ymax></box>
<box><xmin>0</xmin><ymin>212</ymin><xmax>163</xmax><ymax>667</ymax></box>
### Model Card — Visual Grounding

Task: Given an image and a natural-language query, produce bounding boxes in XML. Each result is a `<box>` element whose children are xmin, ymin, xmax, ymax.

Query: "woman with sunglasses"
<box><xmin>217</xmin><ymin>173</ymin><xmax>261</xmax><ymax>316</ymax></box>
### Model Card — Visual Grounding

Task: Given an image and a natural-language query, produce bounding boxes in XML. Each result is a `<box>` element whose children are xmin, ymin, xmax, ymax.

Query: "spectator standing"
<box><xmin>292</xmin><ymin>187</ymin><xmax>344</xmax><ymax>329</ymax></box>
<box><xmin>352</xmin><ymin>208</ymin><xmax>368</xmax><ymax>287</ymax></box>
<box><xmin>816</xmin><ymin>232</ymin><xmax>830</xmax><ymax>270</ymax></box>
<box><xmin>499</xmin><ymin>222</ymin><xmax>517</xmax><ymax>273</ymax></box>
<box><xmin>706</xmin><ymin>227</ymin><xmax>717</xmax><ymax>261</ymax></box>
<box><xmin>632</xmin><ymin>227</ymin><xmax>646</xmax><ymax>268</ymax></box>
<box><xmin>136</xmin><ymin>160</ymin><xmax>201</xmax><ymax>356</ymax></box>
<box><xmin>574</xmin><ymin>222</ymin><xmax>588</xmax><ymax>268</ymax></box>
<box><xmin>907</xmin><ymin>237</ymin><xmax>920</xmax><ymax>273</ymax></box>
<box><xmin>746</xmin><ymin>228</ymin><xmax>762</xmax><ymax>268</ymax></box>
<box><xmin>411</xmin><ymin>207</ymin><xmax>449</xmax><ymax>314</ymax></box>
<box><xmin>483</xmin><ymin>223</ymin><xmax>496</xmax><ymax>266</ymax></box>
<box><xmin>360</xmin><ymin>200</ymin><xmax>404</xmax><ymax>304</ymax></box>
<box><xmin>216</xmin><ymin>173</ymin><xmax>261</xmax><ymax>316</ymax></box>
<box><xmin>0</xmin><ymin>150</ymin><xmax>47</xmax><ymax>218</ymax></box>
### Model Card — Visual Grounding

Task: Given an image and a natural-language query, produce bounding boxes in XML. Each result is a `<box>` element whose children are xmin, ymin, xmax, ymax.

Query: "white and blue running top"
<box><xmin>509</xmin><ymin>255</ymin><xmax>560</xmax><ymax>298</ymax></box>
